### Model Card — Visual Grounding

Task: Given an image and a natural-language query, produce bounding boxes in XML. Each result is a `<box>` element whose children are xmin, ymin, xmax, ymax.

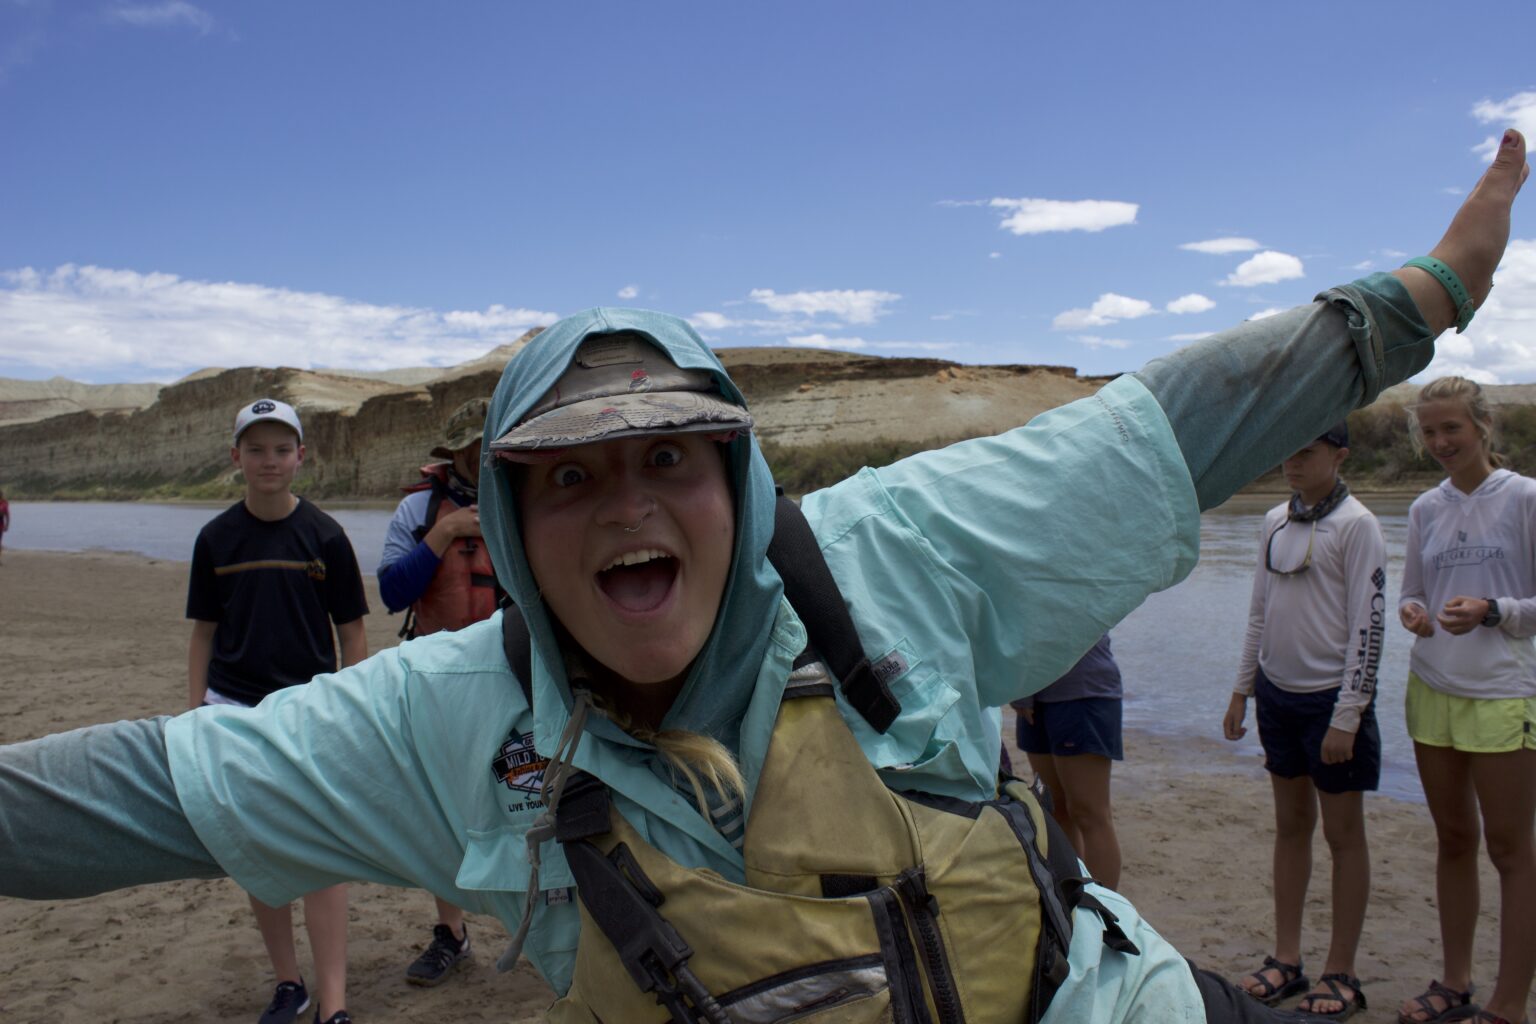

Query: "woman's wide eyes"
<box><xmin>649</xmin><ymin>443</ymin><xmax>685</xmax><ymax>468</ymax></box>
<box><xmin>552</xmin><ymin>464</ymin><xmax>588</xmax><ymax>488</ymax></box>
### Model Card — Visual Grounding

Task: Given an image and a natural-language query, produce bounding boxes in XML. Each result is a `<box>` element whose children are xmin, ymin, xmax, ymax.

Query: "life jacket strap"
<box><xmin>561</xmin><ymin>836</ymin><xmax>731</xmax><ymax>1024</ymax></box>
<box><xmin>768</xmin><ymin>491</ymin><xmax>901</xmax><ymax>733</ymax></box>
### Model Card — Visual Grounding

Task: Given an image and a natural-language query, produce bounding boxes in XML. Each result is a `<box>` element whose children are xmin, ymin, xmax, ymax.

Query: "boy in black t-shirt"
<box><xmin>186</xmin><ymin>398</ymin><xmax>368</xmax><ymax>1024</ymax></box>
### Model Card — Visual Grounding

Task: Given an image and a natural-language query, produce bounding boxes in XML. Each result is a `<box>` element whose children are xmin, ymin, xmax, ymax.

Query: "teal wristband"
<box><xmin>1402</xmin><ymin>256</ymin><xmax>1476</xmax><ymax>333</ymax></box>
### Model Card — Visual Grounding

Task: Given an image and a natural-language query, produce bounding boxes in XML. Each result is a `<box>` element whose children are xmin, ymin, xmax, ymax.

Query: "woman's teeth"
<box><xmin>604</xmin><ymin>548</ymin><xmax>668</xmax><ymax>571</ymax></box>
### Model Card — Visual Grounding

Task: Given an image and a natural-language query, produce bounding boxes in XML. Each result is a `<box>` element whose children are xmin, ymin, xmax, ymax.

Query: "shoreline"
<box><xmin>0</xmin><ymin>550</ymin><xmax>1521</xmax><ymax>1022</ymax></box>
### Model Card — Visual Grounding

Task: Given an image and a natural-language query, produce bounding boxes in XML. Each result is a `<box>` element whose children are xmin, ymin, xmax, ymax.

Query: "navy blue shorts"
<box><xmin>1014</xmin><ymin>697</ymin><xmax>1123</xmax><ymax>761</ymax></box>
<box><xmin>1253</xmin><ymin>666</ymin><xmax>1380</xmax><ymax>794</ymax></box>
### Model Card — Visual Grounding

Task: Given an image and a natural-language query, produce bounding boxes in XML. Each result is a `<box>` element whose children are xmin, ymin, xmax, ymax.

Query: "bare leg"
<box><xmin>1240</xmin><ymin>773</ymin><xmax>1315</xmax><ymax>997</ymax></box>
<box><xmin>1400</xmin><ymin>742</ymin><xmax>1479</xmax><ymax>1022</ymax></box>
<box><xmin>303</xmin><ymin>883</ymin><xmax>349</xmax><ymax>1021</ymax></box>
<box><xmin>435</xmin><ymin>895</ymin><xmax>466</xmax><ymax>938</ymax></box>
<box><xmin>1025</xmin><ymin>751</ymin><xmax>1082</xmax><ymax>854</ymax></box>
<box><xmin>1052</xmin><ymin>753</ymin><xmax>1120</xmax><ymax>889</ymax></box>
<box><xmin>249</xmin><ymin>894</ymin><xmax>302</xmax><ymax>984</ymax></box>
<box><xmin>1300</xmin><ymin>788</ymin><xmax>1369</xmax><ymax>1014</ymax></box>
<box><xmin>1469</xmin><ymin>747</ymin><xmax>1536</xmax><ymax>1023</ymax></box>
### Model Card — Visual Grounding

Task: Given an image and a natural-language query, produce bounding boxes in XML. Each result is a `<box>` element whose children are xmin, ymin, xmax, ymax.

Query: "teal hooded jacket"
<box><xmin>147</xmin><ymin>276</ymin><xmax>1433</xmax><ymax>1019</ymax></box>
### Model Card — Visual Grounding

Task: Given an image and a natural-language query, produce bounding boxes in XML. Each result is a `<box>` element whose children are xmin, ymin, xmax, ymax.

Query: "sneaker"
<box><xmin>257</xmin><ymin>979</ymin><xmax>311</xmax><ymax>1024</ymax></box>
<box><xmin>404</xmin><ymin>923</ymin><xmax>472</xmax><ymax>986</ymax></box>
<box><xmin>315</xmin><ymin>1013</ymin><xmax>352</xmax><ymax>1024</ymax></box>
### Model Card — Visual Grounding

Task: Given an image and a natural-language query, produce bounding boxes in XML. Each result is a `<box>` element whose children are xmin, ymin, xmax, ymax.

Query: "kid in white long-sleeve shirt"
<box><xmin>1224</xmin><ymin>423</ymin><xmax>1384</xmax><ymax>1019</ymax></box>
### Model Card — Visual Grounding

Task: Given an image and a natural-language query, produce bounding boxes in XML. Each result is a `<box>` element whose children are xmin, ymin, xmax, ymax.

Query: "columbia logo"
<box><xmin>1371</xmin><ymin>568</ymin><xmax>1386</xmax><ymax>591</ymax></box>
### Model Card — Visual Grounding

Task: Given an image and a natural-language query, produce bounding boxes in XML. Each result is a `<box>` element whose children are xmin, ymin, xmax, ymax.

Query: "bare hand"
<box><xmin>1223</xmin><ymin>693</ymin><xmax>1248</xmax><ymax>741</ymax></box>
<box><xmin>1400</xmin><ymin>602</ymin><xmax>1436</xmax><ymax>638</ymax></box>
<box><xmin>426</xmin><ymin>504</ymin><xmax>482</xmax><ymax>554</ymax></box>
<box><xmin>1437</xmin><ymin>596</ymin><xmax>1490</xmax><ymax>636</ymax></box>
<box><xmin>1320</xmin><ymin>726</ymin><xmax>1356</xmax><ymax>765</ymax></box>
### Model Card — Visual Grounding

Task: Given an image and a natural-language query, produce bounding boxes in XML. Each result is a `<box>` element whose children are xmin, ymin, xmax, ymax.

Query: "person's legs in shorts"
<box><xmin>1243</xmin><ymin>669</ymin><xmax>1319</xmax><ymax>1001</ymax></box>
<box><xmin>1304</xmin><ymin>703</ymin><xmax>1378</xmax><ymax>1015</ymax></box>
<box><xmin>1401</xmin><ymin>673</ymin><xmax>1482</xmax><ymax>1022</ymax></box>
<box><xmin>1447</xmin><ymin>685</ymin><xmax>1536</xmax><ymax>1024</ymax></box>
<box><xmin>1019</xmin><ymin>698</ymin><xmax>1123</xmax><ymax>888</ymax></box>
<box><xmin>1245</xmin><ymin>669</ymin><xmax>1377</xmax><ymax>1011</ymax></box>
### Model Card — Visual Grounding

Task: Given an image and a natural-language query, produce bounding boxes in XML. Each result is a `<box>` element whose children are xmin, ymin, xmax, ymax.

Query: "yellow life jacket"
<box><xmin>544</xmin><ymin>664</ymin><xmax>1133</xmax><ymax>1024</ymax></box>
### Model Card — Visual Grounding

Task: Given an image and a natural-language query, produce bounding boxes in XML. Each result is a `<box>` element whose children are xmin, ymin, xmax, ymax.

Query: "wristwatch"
<box><xmin>1481</xmin><ymin>598</ymin><xmax>1502</xmax><ymax>628</ymax></box>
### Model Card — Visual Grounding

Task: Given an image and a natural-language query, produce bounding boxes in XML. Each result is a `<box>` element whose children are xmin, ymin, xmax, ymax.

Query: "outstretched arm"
<box><xmin>0</xmin><ymin>718</ymin><xmax>223</xmax><ymax>898</ymax></box>
<box><xmin>819</xmin><ymin>131</ymin><xmax>1529</xmax><ymax>708</ymax></box>
<box><xmin>1140</xmin><ymin>129</ymin><xmax>1529</xmax><ymax>510</ymax></box>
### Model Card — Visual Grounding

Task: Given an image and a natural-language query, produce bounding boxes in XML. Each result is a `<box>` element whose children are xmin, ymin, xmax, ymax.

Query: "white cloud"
<box><xmin>748</xmin><ymin>288</ymin><xmax>900</xmax><ymax>325</ymax></box>
<box><xmin>782</xmin><ymin>333</ymin><xmax>957</xmax><ymax>353</ymax></box>
<box><xmin>1223</xmin><ymin>251</ymin><xmax>1305</xmax><ymax>287</ymax></box>
<box><xmin>1422</xmin><ymin>238</ymin><xmax>1536</xmax><ymax>383</ymax></box>
<box><xmin>617</xmin><ymin>284</ymin><xmax>638</xmax><ymax>300</ymax></box>
<box><xmin>1052</xmin><ymin>292</ymin><xmax>1154</xmax><ymax>330</ymax></box>
<box><xmin>1351</xmin><ymin>260</ymin><xmax>1375</xmax><ymax>271</ymax></box>
<box><xmin>1166</xmin><ymin>293</ymin><xmax>1215</xmax><ymax>315</ymax></box>
<box><xmin>879</xmin><ymin>341</ymin><xmax>961</xmax><ymax>352</ymax></box>
<box><xmin>103</xmin><ymin>1</ymin><xmax>214</xmax><ymax>33</ymax></box>
<box><xmin>988</xmin><ymin>252</ymin><xmax>1002</xmax><ymax>259</ymax></box>
<box><xmin>1247</xmin><ymin>308</ymin><xmax>1285</xmax><ymax>321</ymax></box>
<box><xmin>1074</xmin><ymin>335</ymin><xmax>1130</xmax><ymax>350</ymax></box>
<box><xmin>1382</xmin><ymin>248</ymin><xmax>1409</xmax><ymax>259</ymax></box>
<box><xmin>1471</xmin><ymin>92</ymin><xmax>1536</xmax><ymax>161</ymax></box>
<box><xmin>1442</xmin><ymin>186</ymin><xmax>1467</xmax><ymax>196</ymax></box>
<box><xmin>988</xmin><ymin>198</ymin><xmax>1138</xmax><ymax>235</ymax></box>
<box><xmin>1167</xmin><ymin>332</ymin><xmax>1215</xmax><ymax>342</ymax></box>
<box><xmin>1180</xmin><ymin>237</ymin><xmax>1261</xmax><ymax>255</ymax></box>
<box><xmin>785</xmin><ymin>333</ymin><xmax>867</xmax><ymax>351</ymax></box>
<box><xmin>687</xmin><ymin>311</ymin><xmax>735</xmax><ymax>332</ymax></box>
<box><xmin>0</xmin><ymin>264</ymin><xmax>556</xmax><ymax>382</ymax></box>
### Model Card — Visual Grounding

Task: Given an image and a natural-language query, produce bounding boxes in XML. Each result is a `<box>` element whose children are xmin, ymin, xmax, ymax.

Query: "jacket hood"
<box><xmin>481</xmin><ymin>307</ymin><xmax>784</xmax><ymax>755</ymax></box>
<box><xmin>1437</xmin><ymin>467</ymin><xmax>1513</xmax><ymax>502</ymax></box>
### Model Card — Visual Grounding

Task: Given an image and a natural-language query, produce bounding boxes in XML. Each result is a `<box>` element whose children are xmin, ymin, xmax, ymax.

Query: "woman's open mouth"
<box><xmin>596</xmin><ymin>548</ymin><xmax>679</xmax><ymax>614</ymax></box>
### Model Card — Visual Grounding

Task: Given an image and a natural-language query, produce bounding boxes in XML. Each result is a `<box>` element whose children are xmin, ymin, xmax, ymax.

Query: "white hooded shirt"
<box><xmin>1400</xmin><ymin>469</ymin><xmax>1536</xmax><ymax>700</ymax></box>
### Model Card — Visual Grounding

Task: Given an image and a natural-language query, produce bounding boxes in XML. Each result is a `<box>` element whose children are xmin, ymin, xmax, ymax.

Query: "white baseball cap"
<box><xmin>233</xmin><ymin>398</ymin><xmax>303</xmax><ymax>444</ymax></box>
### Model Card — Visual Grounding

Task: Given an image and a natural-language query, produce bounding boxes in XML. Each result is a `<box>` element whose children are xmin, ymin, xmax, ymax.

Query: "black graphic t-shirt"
<box><xmin>187</xmin><ymin>499</ymin><xmax>369</xmax><ymax>705</ymax></box>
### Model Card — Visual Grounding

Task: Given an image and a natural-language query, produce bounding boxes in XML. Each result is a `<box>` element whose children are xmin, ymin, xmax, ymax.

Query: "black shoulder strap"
<box><xmin>503</xmin><ymin>606</ymin><xmax>533</xmax><ymax>704</ymax></box>
<box><xmin>768</xmin><ymin>491</ymin><xmax>900</xmax><ymax>733</ymax></box>
<box><xmin>411</xmin><ymin>476</ymin><xmax>450</xmax><ymax>544</ymax></box>
<box><xmin>497</xmin><ymin>491</ymin><xmax>902</xmax><ymax>733</ymax></box>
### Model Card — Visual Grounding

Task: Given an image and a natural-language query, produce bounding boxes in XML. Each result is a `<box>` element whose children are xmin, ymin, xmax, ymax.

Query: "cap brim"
<box><xmin>489</xmin><ymin>391</ymin><xmax>753</xmax><ymax>452</ymax></box>
<box><xmin>430</xmin><ymin>432</ymin><xmax>485</xmax><ymax>461</ymax></box>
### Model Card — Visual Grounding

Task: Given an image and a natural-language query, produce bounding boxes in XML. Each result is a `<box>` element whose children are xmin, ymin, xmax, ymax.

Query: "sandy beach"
<box><xmin>0</xmin><ymin>549</ymin><xmax>1520</xmax><ymax>1023</ymax></box>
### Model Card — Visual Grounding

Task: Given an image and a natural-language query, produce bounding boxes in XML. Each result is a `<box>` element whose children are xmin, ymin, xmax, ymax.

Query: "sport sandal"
<box><xmin>1241</xmin><ymin>956</ymin><xmax>1309</xmax><ymax>1006</ymax></box>
<box><xmin>1398</xmin><ymin>979</ymin><xmax>1478</xmax><ymax>1024</ymax></box>
<box><xmin>1299</xmin><ymin>973</ymin><xmax>1367</xmax><ymax>1020</ymax></box>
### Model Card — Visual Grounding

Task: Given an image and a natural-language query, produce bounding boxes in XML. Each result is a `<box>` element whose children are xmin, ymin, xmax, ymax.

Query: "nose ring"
<box><xmin>623</xmin><ymin>510</ymin><xmax>651</xmax><ymax>534</ymax></box>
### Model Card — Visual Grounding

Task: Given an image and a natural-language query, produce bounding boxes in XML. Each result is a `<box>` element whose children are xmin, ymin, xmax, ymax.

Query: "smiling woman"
<box><xmin>0</xmin><ymin>133</ymin><xmax>1530</xmax><ymax>1024</ymax></box>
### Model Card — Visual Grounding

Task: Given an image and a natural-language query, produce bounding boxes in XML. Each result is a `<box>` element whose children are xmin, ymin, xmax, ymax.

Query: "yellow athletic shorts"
<box><xmin>1405</xmin><ymin>672</ymin><xmax>1536</xmax><ymax>753</ymax></box>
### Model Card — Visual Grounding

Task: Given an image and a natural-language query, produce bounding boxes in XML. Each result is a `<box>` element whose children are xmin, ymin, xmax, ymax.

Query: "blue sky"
<box><xmin>2</xmin><ymin>0</ymin><xmax>1534</xmax><ymax>384</ymax></box>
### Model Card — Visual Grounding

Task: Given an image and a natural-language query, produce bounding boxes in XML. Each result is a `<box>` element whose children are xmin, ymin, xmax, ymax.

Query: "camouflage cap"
<box><xmin>430</xmin><ymin>397</ymin><xmax>490</xmax><ymax>460</ymax></box>
<box><xmin>488</xmin><ymin>332</ymin><xmax>752</xmax><ymax>453</ymax></box>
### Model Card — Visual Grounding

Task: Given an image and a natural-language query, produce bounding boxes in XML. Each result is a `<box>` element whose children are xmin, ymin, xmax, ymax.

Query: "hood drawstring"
<box><xmin>496</xmin><ymin>690</ymin><xmax>592</xmax><ymax>972</ymax></box>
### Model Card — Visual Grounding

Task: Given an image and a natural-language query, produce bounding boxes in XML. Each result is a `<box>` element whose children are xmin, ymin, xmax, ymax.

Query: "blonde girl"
<box><xmin>1397</xmin><ymin>377</ymin><xmax>1536</xmax><ymax>1024</ymax></box>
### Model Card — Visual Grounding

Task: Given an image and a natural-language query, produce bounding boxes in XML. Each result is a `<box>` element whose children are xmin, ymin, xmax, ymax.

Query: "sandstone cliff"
<box><xmin>0</xmin><ymin>333</ymin><xmax>1114</xmax><ymax>498</ymax></box>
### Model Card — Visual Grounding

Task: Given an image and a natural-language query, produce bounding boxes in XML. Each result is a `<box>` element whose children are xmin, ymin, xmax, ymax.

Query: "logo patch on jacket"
<box><xmin>491</xmin><ymin>730</ymin><xmax>548</xmax><ymax>796</ymax></box>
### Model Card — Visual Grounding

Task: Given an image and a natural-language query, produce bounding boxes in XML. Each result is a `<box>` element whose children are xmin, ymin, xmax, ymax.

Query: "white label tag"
<box><xmin>872</xmin><ymin>650</ymin><xmax>909</xmax><ymax>685</ymax></box>
<box><xmin>545</xmin><ymin>887</ymin><xmax>572</xmax><ymax>906</ymax></box>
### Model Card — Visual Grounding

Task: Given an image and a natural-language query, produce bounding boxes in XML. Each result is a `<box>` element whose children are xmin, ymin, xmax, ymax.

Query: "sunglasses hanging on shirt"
<box><xmin>1264</xmin><ymin>479</ymin><xmax>1349</xmax><ymax>576</ymax></box>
